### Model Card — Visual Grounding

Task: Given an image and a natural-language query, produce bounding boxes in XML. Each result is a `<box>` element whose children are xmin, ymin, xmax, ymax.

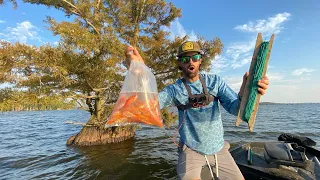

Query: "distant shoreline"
<box><xmin>260</xmin><ymin>102</ymin><xmax>320</xmax><ymax>105</ymax></box>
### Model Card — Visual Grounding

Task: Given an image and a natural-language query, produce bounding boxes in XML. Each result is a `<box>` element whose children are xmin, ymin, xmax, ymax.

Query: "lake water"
<box><xmin>0</xmin><ymin>104</ymin><xmax>319</xmax><ymax>179</ymax></box>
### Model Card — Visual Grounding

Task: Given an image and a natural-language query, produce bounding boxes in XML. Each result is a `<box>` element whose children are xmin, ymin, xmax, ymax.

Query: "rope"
<box><xmin>242</xmin><ymin>42</ymin><xmax>269</xmax><ymax>122</ymax></box>
<box><xmin>169</xmin><ymin>110</ymin><xmax>186</xmax><ymax>147</ymax></box>
<box><xmin>64</xmin><ymin>120</ymin><xmax>98</xmax><ymax>127</ymax></box>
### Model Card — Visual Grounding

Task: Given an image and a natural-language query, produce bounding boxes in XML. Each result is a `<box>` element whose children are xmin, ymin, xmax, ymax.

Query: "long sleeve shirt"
<box><xmin>158</xmin><ymin>73</ymin><xmax>240</xmax><ymax>155</ymax></box>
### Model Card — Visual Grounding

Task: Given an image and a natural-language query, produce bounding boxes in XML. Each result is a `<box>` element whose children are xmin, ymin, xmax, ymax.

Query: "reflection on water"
<box><xmin>70</xmin><ymin>140</ymin><xmax>135</xmax><ymax>179</ymax></box>
<box><xmin>0</xmin><ymin>104</ymin><xmax>319</xmax><ymax>179</ymax></box>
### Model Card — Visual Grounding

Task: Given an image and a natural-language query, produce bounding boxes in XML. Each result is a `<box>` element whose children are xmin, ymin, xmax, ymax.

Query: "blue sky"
<box><xmin>1</xmin><ymin>0</ymin><xmax>320</xmax><ymax>103</ymax></box>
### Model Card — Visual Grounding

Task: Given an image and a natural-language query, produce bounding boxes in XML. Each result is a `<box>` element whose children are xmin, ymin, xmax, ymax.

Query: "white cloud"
<box><xmin>266</xmin><ymin>70</ymin><xmax>315</xmax><ymax>84</ymax></box>
<box><xmin>262</xmin><ymin>84</ymin><xmax>300</xmax><ymax>103</ymax></box>
<box><xmin>222</xmin><ymin>71</ymin><xmax>286</xmax><ymax>95</ymax></box>
<box><xmin>187</xmin><ymin>30</ymin><xmax>198</xmax><ymax>41</ymax></box>
<box><xmin>163</xmin><ymin>14</ymin><xmax>291</xmax><ymax>74</ymax></box>
<box><xmin>0</xmin><ymin>20</ymin><xmax>6</xmax><ymax>23</ymax></box>
<box><xmin>262</xmin><ymin>83</ymin><xmax>320</xmax><ymax>103</ymax></box>
<box><xmin>0</xmin><ymin>21</ymin><xmax>41</xmax><ymax>43</ymax></box>
<box><xmin>212</xmin><ymin>38</ymin><xmax>256</xmax><ymax>71</ymax></box>
<box><xmin>268</xmin><ymin>65</ymin><xmax>274</xmax><ymax>69</ymax></box>
<box><xmin>266</xmin><ymin>72</ymin><xmax>284</xmax><ymax>82</ymax></box>
<box><xmin>218</xmin><ymin>69</ymin><xmax>319</xmax><ymax>103</ymax></box>
<box><xmin>226</xmin><ymin>41</ymin><xmax>254</xmax><ymax>59</ymax></box>
<box><xmin>163</xmin><ymin>18</ymin><xmax>198</xmax><ymax>41</ymax></box>
<box><xmin>222</xmin><ymin>76</ymin><xmax>243</xmax><ymax>91</ymax></box>
<box><xmin>281</xmin><ymin>38</ymin><xmax>291</xmax><ymax>43</ymax></box>
<box><xmin>212</xmin><ymin>12</ymin><xmax>291</xmax><ymax>73</ymax></box>
<box><xmin>217</xmin><ymin>68</ymin><xmax>319</xmax><ymax>103</ymax></box>
<box><xmin>292</xmin><ymin>68</ymin><xmax>316</xmax><ymax>76</ymax></box>
<box><xmin>235</xmin><ymin>12</ymin><xmax>291</xmax><ymax>36</ymax></box>
<box><xmin>260</xmin><ymin>69</ymin><xmax>320</xmax><ymax>103</ymax></box>
<box><xmin>210</xmin><ymin>55</ymin><xmax>228</xmax><ymax>74</ymax></box>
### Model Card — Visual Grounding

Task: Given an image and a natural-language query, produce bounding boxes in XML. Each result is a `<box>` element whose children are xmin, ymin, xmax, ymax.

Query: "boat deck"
<box><xmin>200</xmin><ymin>142</ymin><xmax>320</xmax><ymax>180</ymax></box>
<box><xmin>230</xmin><ymin>142</ymin><xmax>320</xmax><ymax>180</ymax></box>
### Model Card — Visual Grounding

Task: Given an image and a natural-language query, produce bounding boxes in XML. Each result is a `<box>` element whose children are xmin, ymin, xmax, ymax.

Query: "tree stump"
<box><xmin>67</xmin><ymin>125</ymin><xmax>137</xmax><ymax>146</ymax></box>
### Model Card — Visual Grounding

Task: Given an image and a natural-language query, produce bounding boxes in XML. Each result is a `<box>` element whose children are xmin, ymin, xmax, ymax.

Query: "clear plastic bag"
<box><xmin>106</xmin><ymin>60</ymin><xmax>163</xmax><ymax>127</ymax></box>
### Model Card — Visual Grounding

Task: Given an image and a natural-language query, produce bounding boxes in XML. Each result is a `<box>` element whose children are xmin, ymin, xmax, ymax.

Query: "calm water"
<box><xmin>0</xmin><ymin>104</ymin><xmax>319</xmax><ymax>179</ymax></box>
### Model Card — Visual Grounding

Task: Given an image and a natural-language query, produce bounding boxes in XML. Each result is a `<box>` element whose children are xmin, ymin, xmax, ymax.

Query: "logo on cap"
<box><xmin>181</xmin><ymin>42</ymin><xmax>194</xmax><ymax>51</ymax></box>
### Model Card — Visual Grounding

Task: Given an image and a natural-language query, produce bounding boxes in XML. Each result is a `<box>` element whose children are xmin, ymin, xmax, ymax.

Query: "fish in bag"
<box><xmin>106</xmin><ymin>60</ymin><xmax>163</xmax><ymax>127</ymax></box>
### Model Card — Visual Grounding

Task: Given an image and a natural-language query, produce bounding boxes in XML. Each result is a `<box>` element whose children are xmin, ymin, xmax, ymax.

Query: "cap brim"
<box><xmin>178</xmin><ymin>50</ymin><xmax>201</xmax><ymax>57</ymax></box>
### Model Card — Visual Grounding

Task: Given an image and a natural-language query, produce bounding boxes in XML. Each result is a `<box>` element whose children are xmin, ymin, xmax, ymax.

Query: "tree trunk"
<box><xmin>67</xmin><ymin>90</ymin><xmax>138</xmax><ymax>146</ymax></box>
<box><xmin>66</xmin><ymin>123</ymin><xmax>137</xmax><ymax>146</ymax></box>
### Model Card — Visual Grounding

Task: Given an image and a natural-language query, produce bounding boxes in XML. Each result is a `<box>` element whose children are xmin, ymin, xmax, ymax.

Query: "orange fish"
<box><xmin>134</xmin><ymin>114</ymin><xmax>153</xmax><ymax>125</ymax></box>
<box><xmin>109</xmin><ymin>111</ymin><xmax>121</xmax><ymax>119</ymax></box>
<box><xmin>123</xmin><ymin>94</ymin><xmax>138</xmax><ymax>108</ymax></box>
<box><xmin>114</xmin><ymin>95</ymin><xmax>127</xmax><ymax>110</ymax></box>
<box><xmin>124</xmin><ymin>106</ymin><xmax>142</xmax><ymax>115</ymax></box>
<box><xmin>143</xmin><ymin>113</ymin><xmax>163</xmax><ymax>127</ymax></box>
<box><xmin>148</xmin><ymin>100</ymin><xmax>161</xmax><ymax>117</ymax></box>
<box><xmin>107</xmin><ymin>111</ymin><xmax>128</xmax><ymax>124</ymax></box>
<box><xmin>107</xmin><ymin>93</ymin><xmax>163</xmax><ymax>127</ymax></box>
<box><xmin>122</xmin><ymin>110</ymin><xmax>136</xmax><ymax>118</ymax></box>
<box><xmin>134</xmin><ymin>98</ymin><xmax>145</xmax><ymax>109</ymax></box>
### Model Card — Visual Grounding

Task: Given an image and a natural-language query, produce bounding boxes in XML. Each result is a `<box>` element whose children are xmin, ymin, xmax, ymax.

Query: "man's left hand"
<box><xmin>239</xmin><ymin>72</ymin><xmax>270</xmax><ymax>97</ymax></box>
<box><xmin>257</xmin><ymin>76</ymin><xmax>269</xmax><ymax>95</ymax></box>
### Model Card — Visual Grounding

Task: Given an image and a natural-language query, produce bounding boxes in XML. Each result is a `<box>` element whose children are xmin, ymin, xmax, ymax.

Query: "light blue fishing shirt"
<box><xmin>159</xmin><ymin>73</ymin><xmax>240</xmax><ymax>155</ymax></box>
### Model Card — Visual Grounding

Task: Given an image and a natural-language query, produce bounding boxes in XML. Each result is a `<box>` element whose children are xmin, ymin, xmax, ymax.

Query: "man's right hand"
<box><xmin>124</xmin><ymin>46</ymin><xmax>144</xmax><ymax>68</ymax></box>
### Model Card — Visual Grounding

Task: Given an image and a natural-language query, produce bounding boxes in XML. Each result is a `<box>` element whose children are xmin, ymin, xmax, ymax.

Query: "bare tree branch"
<box><xmin>62</xmin><ymin>0</ymin><xmax>100</xmax><ymax>35</ymax></box>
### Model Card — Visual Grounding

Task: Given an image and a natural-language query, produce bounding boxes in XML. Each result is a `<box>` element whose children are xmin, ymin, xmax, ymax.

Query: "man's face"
<box><xmin>178</xmin><ymin>52</ymin><xmax>202</xmax><ymax>79</ymax></box>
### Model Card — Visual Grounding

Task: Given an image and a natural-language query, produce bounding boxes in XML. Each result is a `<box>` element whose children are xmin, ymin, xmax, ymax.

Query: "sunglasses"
<box><xmin>178</xmin><ymin>54</ymin><xmax>201</xmax><ymax>64</ymax></box>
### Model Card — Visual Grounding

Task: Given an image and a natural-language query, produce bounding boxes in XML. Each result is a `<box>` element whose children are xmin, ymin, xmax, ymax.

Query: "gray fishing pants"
<box><xmin>177</xmin><ymin>141</ymin><xmax>245</xmax><ymax>180</ymax></box>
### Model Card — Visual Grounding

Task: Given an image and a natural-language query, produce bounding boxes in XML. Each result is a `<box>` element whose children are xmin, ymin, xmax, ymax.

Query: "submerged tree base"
<box><xmin>67</xmin><ymin>125</ymin><xmax>138</xmax><ymax>146</ymax></box>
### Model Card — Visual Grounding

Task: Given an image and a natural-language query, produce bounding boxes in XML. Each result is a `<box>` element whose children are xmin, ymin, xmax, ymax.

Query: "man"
<box><xmin>125</xmin><ymin>41</ymin><xmax>269</xmax><ymax>180</ymax></box>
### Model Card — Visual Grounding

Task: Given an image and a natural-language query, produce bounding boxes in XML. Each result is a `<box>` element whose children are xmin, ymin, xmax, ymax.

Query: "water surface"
<box><xmin>0</xmin><ymin>103</ymin><xmax>319</xmax><ymax>179</ymax></box>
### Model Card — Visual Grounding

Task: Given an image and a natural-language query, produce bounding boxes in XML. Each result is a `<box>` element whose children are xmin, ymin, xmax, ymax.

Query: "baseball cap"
<box><xmin>177</xmin><ymin>41</ymin><xmax>202</xmax><ymax>57</ymax></box>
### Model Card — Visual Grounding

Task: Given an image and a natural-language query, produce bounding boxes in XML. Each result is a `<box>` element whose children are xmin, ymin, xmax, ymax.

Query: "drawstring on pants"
<box><xmin>204</xmin><ymin>154</ymin><xmax>219</xmax><ymax>179</ymax></box>
<box><xmin>215</xmin><ymin>154</ymin><xmax>219</xmax><ymax>177</ymax></box>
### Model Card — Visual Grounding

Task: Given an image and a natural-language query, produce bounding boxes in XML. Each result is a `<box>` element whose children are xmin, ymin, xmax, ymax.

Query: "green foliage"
<box><xmin>0</xmin><ymin>0</ymin><xmax>17</xmax><ymax>9</ymax></box>
<box><xmin>0</xmin><ymin>88</ymin><xmax>75</xmax><ymax>111</ymax></box>
<box><xmin>0</xmin><ymin>0</ymin><xmax>223</xmax><ymax>126</ymax></box>
<box><xmin>161</xmin><ymin>107</ymin><xmax>178</xmax><ymax>128</ymax></box>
